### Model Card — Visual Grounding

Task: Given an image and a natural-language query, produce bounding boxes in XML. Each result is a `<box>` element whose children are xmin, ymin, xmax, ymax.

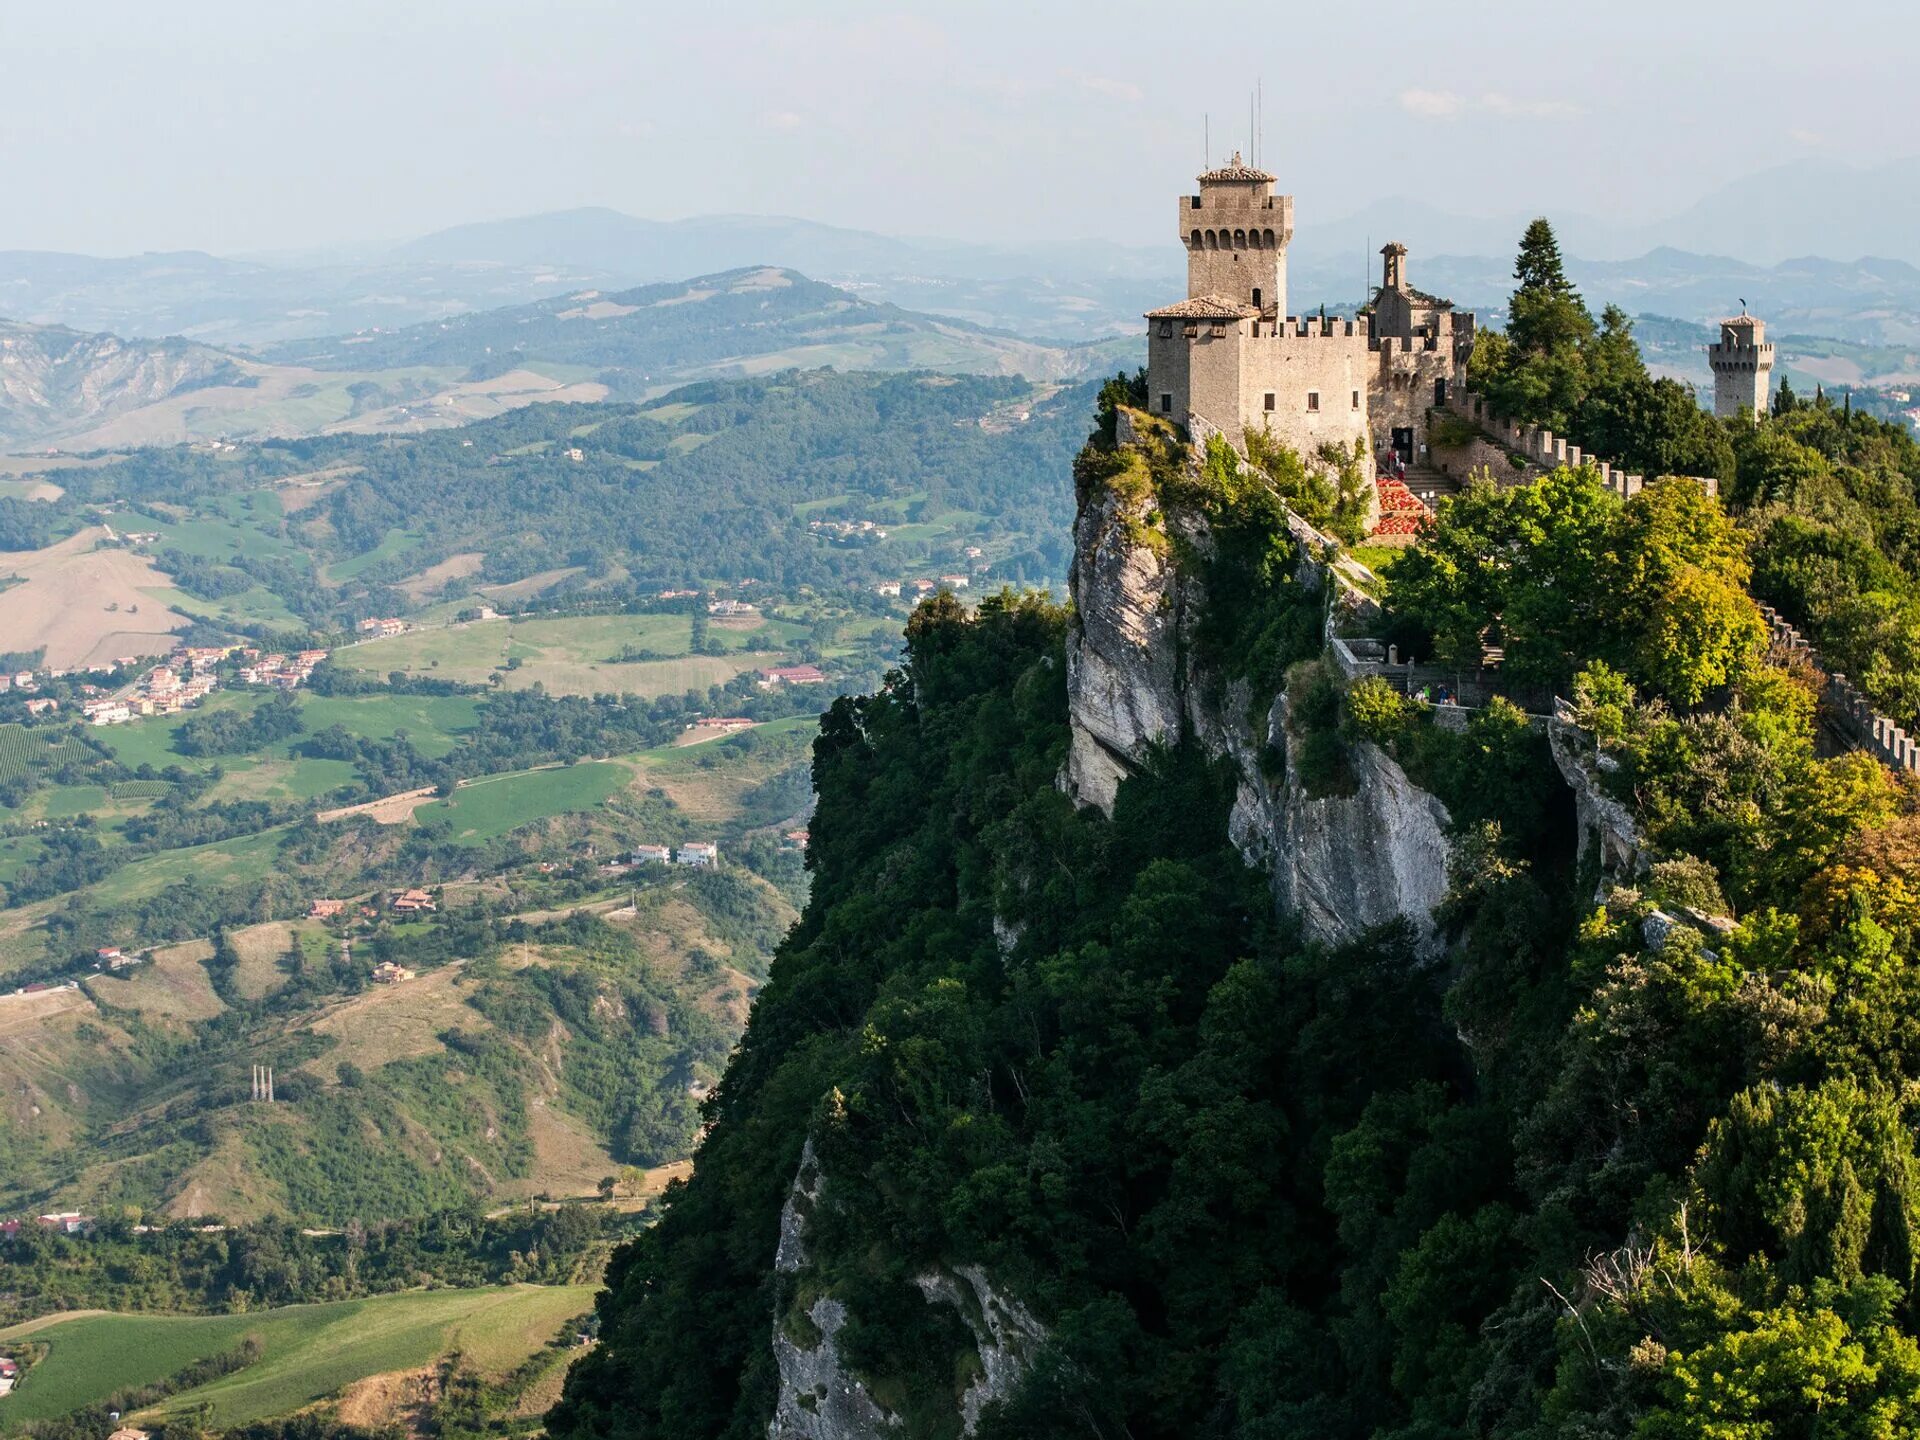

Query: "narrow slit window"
<box><xmin>1306</xmin><ymin>392</ymin><xmax>1320</xmax><ymax>412</ymax></box>
<box><xmin>1159</xmin><ymin>393</ymin><xmax>1172</xmax><ymax>415</ymax></box>
<box><xmin>1263</xmin><ymin>393</ymin><xmax>1276</xmax><ymax>412</ymax></box>
<box><xmin>1352</xmin><ymin>390</ymin><xmax>1361</xmax><ymax>410</ymax></box>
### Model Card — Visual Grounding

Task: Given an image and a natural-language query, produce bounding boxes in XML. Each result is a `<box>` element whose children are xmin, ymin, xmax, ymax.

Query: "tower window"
<box><xmin>1252</xmin><ymin>288</ymin><xmax>1262</xmax><ymax>310</ymax></box>
<box><xmin>1157</xmin><ymin>322</ymin><xmax>1172</xmax><ymax>339</ymax></box>
<box><xmin>1306</xmin><ymin>392</ymin><xmax>1320</xmax><ymax>413</ymax></box>
<box><xmin>1264</xmin><ymin>393</ymin><xmax>1275</xmax><ymax>412</ymax></box>
<box><xmin>1160</xmin><ymin>393</ymin><xmax>1172</xmax><ymax>414</ymax></box>
<box><xmin>1351</xmin><ymin>390</ymin><xmax>1361</xmax><ymax>410</ymax></box>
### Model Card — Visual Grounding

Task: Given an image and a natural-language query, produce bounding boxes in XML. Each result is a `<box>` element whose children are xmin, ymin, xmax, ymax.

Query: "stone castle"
<box><xmin>1144</xmin><ymin>153</ymin><xmax>1474</xmax><ymax>471</ymax></box>
<box><xmin>1145</xmin><ymin>155</ymin><xmax>1771</xmax><ymax>467</ymax></box>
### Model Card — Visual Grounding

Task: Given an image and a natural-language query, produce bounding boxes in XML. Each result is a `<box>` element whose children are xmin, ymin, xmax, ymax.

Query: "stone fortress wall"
<box><xmin>1760</xmin><ymin>603</ymin><xmax>1920</xmax><ymax>774</ymax></box>
<box><xmin>1431</xmin><ymin>385</ymin><xmax>1669</xmax><ymax>498</ymax></box>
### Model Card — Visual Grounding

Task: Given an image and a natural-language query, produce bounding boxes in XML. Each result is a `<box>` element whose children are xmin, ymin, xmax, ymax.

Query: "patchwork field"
<box><xmin>0</xmin><ymin>527</ymin><xmax>187</xmax><ymax>668</ymax></box>
<box><xmin>414</xmin><ymin>763</ymin><xmax>628</xmax><ymax>844</ymax></box>
<box><xmin>0</xmin><ymin>1285</ymin><xmax>596</xmax><ymax>1427</ymax></box>
<box><xmin>333</xmin><ymin>611</ymin><xmax>776</xmax><ymax>697</ymax></box>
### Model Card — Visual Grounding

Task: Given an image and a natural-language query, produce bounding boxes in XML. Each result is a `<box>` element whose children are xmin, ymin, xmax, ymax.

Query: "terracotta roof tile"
<box><xmin>1145</xmin><ymin>295</ymin><xmax>1260</xmax><ymax>320</ymax></box>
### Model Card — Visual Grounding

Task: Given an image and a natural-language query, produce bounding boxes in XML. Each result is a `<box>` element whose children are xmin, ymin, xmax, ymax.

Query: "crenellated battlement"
<box><xmin>1439</xmin><ymin>385</ymin><xmax>1674</xmax><ymax>499</ymax></box>
<box><xmin>1760</xmin><ymin>604</ymin><xmax>1920</xmax><ymax>774</ymax></box>
<box><xmin>1267</xmin><ymin>316</ymin><xmax>1370</xmax><ymax>340</ymax></box>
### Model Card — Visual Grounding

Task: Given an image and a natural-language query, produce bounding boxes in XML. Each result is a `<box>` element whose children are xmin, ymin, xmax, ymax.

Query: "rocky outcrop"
<box><xmin>769</xmin><ymin>1142</ymin><xmax>898</xmax><ymax>1440</ymax></box>
<box><xmin>1548</xmin><ymin>711</ymin><xmax>1646</xmax><ymax>897</ymax></box>
<box><xmin>768</xmin><ymin>1143</ymin><xmax>1047</xmax><ymax>1440</ymax></box>
<box><xmin>1061</xmin><ymin>478</ymin><xmax>1182</xmax><ymax>813</ymax></box>
<box><xmin>913</xmin><ymin>1266</ymin><xmax>1048</xmax><ymax>1434</ymax></box>
<box><xmin>0</xmin><ymin>319</ymin><xmax>244</xmax><ymax>447</ymax></box>
<box><xmin>1061</xmin><ymin>428</ymin><xmax>1457</xmax><ymax>953</ymax></box>
<box><xmin>1274</xmin><ymin>713</ymin><xmax>1454</xmax><ymax>954</ymax></box>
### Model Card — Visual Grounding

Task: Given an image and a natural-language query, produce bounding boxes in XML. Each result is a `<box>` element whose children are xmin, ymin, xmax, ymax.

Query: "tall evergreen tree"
<box><xmin>1511</xmin><ymin>216</ymin><xmax>1577</xmax><ymax>297</ymax></box>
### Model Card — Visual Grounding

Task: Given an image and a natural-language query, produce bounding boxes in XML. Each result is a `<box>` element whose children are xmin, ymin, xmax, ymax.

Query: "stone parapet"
<box><xmin>1760</xmin><ymin>603</ymin><xmax>1919</xmax><ymax>774</ymax></box>
<box><xmin>1439</xmin><ymin>385</ymin><xmax>1659</xmax><ymax>497</ymax></box>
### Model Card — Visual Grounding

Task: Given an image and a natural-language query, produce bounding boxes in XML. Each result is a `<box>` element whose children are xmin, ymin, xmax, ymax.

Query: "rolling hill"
<box><xmin>0</xmin><ymin>266</ymin><xmax>1125</xmax><ymax>450</ymax></box>
<box><xmin>264</xmin><ymin>264</ymin><xmax>1118</xmax><ymax>389</ymax></box>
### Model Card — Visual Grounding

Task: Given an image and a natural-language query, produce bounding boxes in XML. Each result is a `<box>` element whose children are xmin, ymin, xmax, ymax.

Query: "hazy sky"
<box><xmin>1</xmin><ymin>0</ymin><xmax>1910</xmax><ymax>257</ymax></box>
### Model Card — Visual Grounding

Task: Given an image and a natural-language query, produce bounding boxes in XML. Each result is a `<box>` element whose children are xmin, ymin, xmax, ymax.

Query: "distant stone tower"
<box><xmin>1180</xmin><ymin>152</ymin><xmax>1293</xmax><ymax>317</ymax></box>
<box><xmin>1707</xmin><ymin>313</ymin><xmax>1773</xmax><ymax>420</ymax></box>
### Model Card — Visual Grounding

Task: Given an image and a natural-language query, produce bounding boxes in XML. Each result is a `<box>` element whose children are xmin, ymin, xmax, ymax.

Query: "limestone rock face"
<box><xmin>768</xmin><ymin>1143</ymin><xmax>1046</xmax><ymax>1440</ymax></box>
<box><xmin>1273</xmin><ymin>705</ymin><xmax>1454</xmax><ymax>954</ymax></box>
<box><xmin>1061</xmin><ymin>442</ymin><xmax>1456</xmax><ymax>953</ymax></box>
<box><xmin>913</xmin><ymin>1266</ymin><xmax>1048</xmax><ymax>1434</ymax></box>
<box><xmin>1548</xmin><ymin>715</ymin><xmax>1646</xmax><ymax>897</ymax></box>
<box><xmin>769</xmin><ymin>1142</ymin><xmax>898</xmax><ymax>1440</ymax></box>
<box><xmin>1061</xmin><ymin>480</ymin><xmax>1181</xmax><ymax>813</ymax></box>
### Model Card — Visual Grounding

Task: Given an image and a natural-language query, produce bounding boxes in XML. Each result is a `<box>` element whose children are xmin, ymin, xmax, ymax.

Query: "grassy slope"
<box><xmin>0</xmin><ymin>1285</ymin><xmax>594</xmax><ymax>1426</ymax></box>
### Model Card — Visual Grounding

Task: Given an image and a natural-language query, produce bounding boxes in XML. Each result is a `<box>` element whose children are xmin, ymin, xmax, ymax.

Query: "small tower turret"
<box><xmin>1708</xmin><ymin>313</ymin><xmax>1773</xmax><ymax>421</ymax></box>
<box><xmin>1179</xmin><ymin>152</ymin><xmax>1292</xmax><ymax>318</ymax></box>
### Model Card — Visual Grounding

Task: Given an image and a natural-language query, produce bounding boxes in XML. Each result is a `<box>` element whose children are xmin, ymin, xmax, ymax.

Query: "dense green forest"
<box><xmin>36</xmin><ymin>369</ymin><xmax>1088</xmax><ymax>626</ymax></box>
<box><xmin>1468</xmin><ymin>219</ymin><xmax>1920</xmax><ymax>733</ymax></box>
<box><xmin>0</xmin><ymin>1206</ymin><xmax>629</xmax><ymax>1322</ymax></box>
<box><xmin>552</xmin><ymin>361</ymin><xmax>1920</xmax><ymax>1434</ymax></box>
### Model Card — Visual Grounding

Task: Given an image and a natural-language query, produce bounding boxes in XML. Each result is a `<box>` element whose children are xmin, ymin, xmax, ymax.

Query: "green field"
<box><xmin>296</xmin><ymin>693</ymin><xmax>481</xmax><ymax>759</ymax></box>
<box><xmin>0</xmin><ymin>1285</ymin><xmax>595</xmax><ymax>1427</ymax></box>
<box><xmin>325</xmin><ymin>530</ymin><xmax>421</xmax><ymax>582</ymax></box>
<box><xmin>335</xmin><ymin>612</ymin><xmax>780</xmax><ymax>697</ymax></box>
<box><xmin>413</xmin><ymin>762</ymin><xmax>628</xmax><ymax>844</ymax></box>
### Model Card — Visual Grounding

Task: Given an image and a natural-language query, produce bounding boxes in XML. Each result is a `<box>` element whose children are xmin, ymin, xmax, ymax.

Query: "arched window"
<box><xmin>1204</xmin><ymin>231</ymin><xmax>1217</xmax><ymax>250</ymax></box>
<box><xmin>1263</xmin><ymin>229</ymin><xmax>1276</xmax><ymax>248</ymax></box>
<box><xmin>1233</xmin><ymin>229</ymin><xmax>1246</xmax><ymax>249</ymax></box>
<box><xmin>1189</xmin><ymin>230</ymin><xmax>1202</xmax><ymax>249</ymax></box>
<box><xmin>1247</xmin><ymin>230</ymin><xmax>1262</xmax><ymax>250</ymax></box>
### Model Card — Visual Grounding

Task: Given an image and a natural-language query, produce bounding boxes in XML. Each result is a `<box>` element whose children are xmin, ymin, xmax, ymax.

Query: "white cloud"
<box><xmin>763</xmin><ymin>110</ymin><xmax>805</xmax><ymax>132</ymax></box>
<box><xmin>1080</xmin><ymin>75</ymin><xmax>1143</xmax><ymax>103</ymax></box>
<box><xmin>1399</xmin><ymin>88</ymin><xmax>1465</xmax><ymax>118</ymax></box>
<box><xmin>1789</xmin><ymin>126</ymin><xmax>1824</xmax><ymax>146</ymax></box>
<box><xmin>1398</xmin><ymin>89</ymin><xmax>1580</xmax><ymax>121</ymax></box>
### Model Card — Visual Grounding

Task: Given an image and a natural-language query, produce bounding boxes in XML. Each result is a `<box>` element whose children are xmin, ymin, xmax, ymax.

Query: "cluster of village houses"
<box><xmin>354</xmin><ymin>617</ymin><xmax>410</xmax><ymax>639</ymax></box>
<box><xmin>872</xmin><ymin>574</ymin><xmax>971</xmax><ymax>599</ymax></box>
<box><xmin>2</xmin><ymin>638</ymin><xmax>337</xmax><ymax>728</ymax></box>
<box><xmin>625</xmin><ymin>842</ymin><xmax>719</xmax><ymax>868</ymax></box>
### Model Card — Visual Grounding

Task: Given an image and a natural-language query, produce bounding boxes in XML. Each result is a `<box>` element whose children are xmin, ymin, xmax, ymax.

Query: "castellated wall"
<box><xmin>1761</xmin><ymin>604</ymin><xmax>1920</xmax><ymax>775</ymax></box>
<box><xmin>1430</xmin><ymin>386</ymin><xmax>1712</xmax><ymax>500</ymax></box>
<box><xmin>1369</xmin><ymin>336</ymin><xmax>1461</xmax><ymax>454</ymax></box>
<box><xmin>1248</xmin><ymin>319</ymin><xmax>1374</xmax><ymax>458</ymax></box>
<box><xmin>1148</xmin><ymin>316</ymin><xmax>1373</xmax><ymax>460</ymax></box>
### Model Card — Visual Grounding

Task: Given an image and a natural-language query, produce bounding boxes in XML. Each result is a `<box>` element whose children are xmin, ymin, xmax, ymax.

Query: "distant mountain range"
<box><xmin>3</xmin><ymin>181</ymin><xmax>1917</xmax><ymax>358</ymax></box>
<box><xmin>4</xmin><ymin>154</ymin><xmax>1918</xmax><ymax>448</ymax></box>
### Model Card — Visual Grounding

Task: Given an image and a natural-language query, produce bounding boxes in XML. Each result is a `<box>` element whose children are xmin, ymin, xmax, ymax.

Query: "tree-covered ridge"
<box><xmin>262</xmin><ymin>267</ymin><xmax>1082</xmax><ymax>381</ymax></box>
<box><xmin>554</xmin><ymin>387</ymin><xmax>1920</xmax><ymax>1436</ymax></box>
<box><xmin>40</xmin><ymin>369</ymin><xmax>1089</xmax><ymax>630</ymax></box>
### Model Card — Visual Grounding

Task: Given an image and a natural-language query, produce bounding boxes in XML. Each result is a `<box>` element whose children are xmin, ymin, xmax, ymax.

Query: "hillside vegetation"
<box><xmin>552</xmin><ymin>378</ymin><xmax>1920</xmax><ymax>1436</ymax></box>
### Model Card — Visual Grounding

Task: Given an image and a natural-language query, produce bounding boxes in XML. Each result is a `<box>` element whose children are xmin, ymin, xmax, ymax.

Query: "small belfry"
<box><xmin>1707</xmin><ymin>311</ymin><xmax>1774</xmax><ymax>421</ymax></box>
<box><xmin>1145</xmin><ymin>161</ymin><xmax>1475</xmax><ymax>473</ymax></box>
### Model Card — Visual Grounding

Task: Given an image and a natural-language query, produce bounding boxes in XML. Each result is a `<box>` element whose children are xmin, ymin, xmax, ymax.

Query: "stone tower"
<box><xmin>1180</xmin><ymin>152</ymin><xmax>1293</xmax><ymax>317</ymax></box>
<box><xmin>1707</xmin><ymin>313</ymin><xmax>1773</xmax><ymax>420</ymax></box>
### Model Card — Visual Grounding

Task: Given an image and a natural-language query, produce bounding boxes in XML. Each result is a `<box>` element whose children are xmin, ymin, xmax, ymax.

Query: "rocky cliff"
<box><xmin>0</xmin><ymin>319</ymin><xmax>243</xmax><ymax>447</ymax></box>
<box><xmin>1062</xmin><ymin>421</ymin><xmax>1455</xmax><ymax>954</ymax></box>
<box><xmin>768</xmin><ymin>1143</ymin><xmax>1046</xmax><ymax>1440</ymax></box>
